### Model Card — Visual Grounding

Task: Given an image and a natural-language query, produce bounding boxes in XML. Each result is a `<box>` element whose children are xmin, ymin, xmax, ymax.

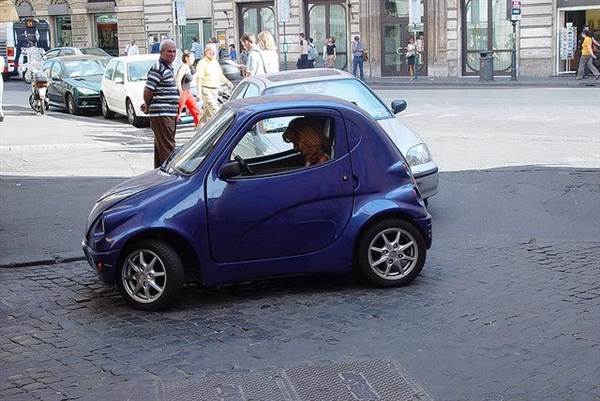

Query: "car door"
<box><xmin>206</xmin><ymin>108</ymin><xmax>354</xmax><ymax>264</ymax></box>
<box><xmin>104</xmin><ymin>60</ymin><xmax>124</xmax><ymax>113</ymax></box>
<box><xmin>47</xmin><ymin>61</ymin><xmax>65</xmax><ymax>105</ymax></box>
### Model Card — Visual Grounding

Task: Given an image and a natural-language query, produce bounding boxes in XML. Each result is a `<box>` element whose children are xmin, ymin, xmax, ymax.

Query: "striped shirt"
<box><xmin>145</xmin><ymin>59</ymin><xmax>179</xmax><ymax>117</ymax></box>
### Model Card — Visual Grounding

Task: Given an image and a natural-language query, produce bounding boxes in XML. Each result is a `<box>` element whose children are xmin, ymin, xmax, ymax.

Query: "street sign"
<box><xmin>510</xmin><ymin>0</ymin><xmax>522</xmax><ymax>22</ymax></box>
<box><xmin>278</xmin><ymin>0</ymin><xmax>290</xmax><ymax>23</ymax></box>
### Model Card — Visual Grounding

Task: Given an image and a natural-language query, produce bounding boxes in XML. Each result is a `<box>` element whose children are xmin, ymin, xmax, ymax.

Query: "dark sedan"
<box><xmin>41</xmin><ymin>55</ymin><xmax>108</xmax><ymax>115</ymax></box>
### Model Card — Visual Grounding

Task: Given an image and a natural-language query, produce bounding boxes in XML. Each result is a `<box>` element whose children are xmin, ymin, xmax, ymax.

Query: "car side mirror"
<box><xmin>391</xmin><ymin>99</ymin><xmax>407</xmax><ymax>114</ymax></box>
<box><xmin>218</xmin><ymin>161</ymin><xmax>241</xmax><ymax>180</ymax></box>
<box><xmin>114</xmin><ymin>76</ymin><xmax>124</xmax><ymax>84</ymax></box>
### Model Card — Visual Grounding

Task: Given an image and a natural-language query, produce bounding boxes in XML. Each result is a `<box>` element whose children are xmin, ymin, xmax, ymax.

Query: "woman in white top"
<box><xmin>257</xmin><ymin>30</ymin><xmax>280</xmax><ymax>73</ymax></box>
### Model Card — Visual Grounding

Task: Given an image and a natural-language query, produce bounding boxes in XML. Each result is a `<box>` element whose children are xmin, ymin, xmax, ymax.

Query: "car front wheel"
<box><xmin>66</xmin><ymin>94</ymin><xmax>79</xmax><ymax>115</ymax></box>
<box><xmin>356</xmin><ymin>219</ymin><xmax>426</xmax><ymax>287</ymax></box>
<box><xmin>116</xmin><ymin>239</ymin><xmax>184</xmax><ymax>311</ymax></box>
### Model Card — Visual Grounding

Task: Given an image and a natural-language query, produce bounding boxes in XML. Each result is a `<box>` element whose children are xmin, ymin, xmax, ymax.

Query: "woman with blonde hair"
<box><xmin>282</xmin><ymin>117</ymin><xmax>331</xmax><ymax>166</ymax></box>
<box><xmin>257</xmin><ymin>30</ymin><xmax>280</xmax><ymax>73</ymax></box>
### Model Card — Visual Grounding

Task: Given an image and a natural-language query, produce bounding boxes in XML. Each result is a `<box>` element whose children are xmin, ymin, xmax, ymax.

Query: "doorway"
<box><xmin>307</xmin><ymin>2</ymin><xmax>347</xmax><ymax>69</ymax></box>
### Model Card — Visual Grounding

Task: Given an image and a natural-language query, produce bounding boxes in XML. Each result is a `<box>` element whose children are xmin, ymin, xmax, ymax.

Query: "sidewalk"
<box><xmin>364</xmin><ymin>73</ymin><xmax>600</xmax><ymax>88</ymax></box>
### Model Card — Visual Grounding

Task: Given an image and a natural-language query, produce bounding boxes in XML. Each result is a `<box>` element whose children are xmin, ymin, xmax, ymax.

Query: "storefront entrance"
<box><xmin>307</xmin><ymin>2</ymin><xmax>347</xmax><ymax>70</ymax></box>
<box><xmin>381</xmin><ymin>0</ymin><xmax>426</xmax><ymax>77</ymax></box>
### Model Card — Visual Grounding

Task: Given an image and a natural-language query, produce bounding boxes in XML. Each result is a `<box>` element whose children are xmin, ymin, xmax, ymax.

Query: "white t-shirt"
<box><xmin>246</xmin><ymin>48</ymin><xmax>268</xmax><ymax>76</ymax></box>
<box><xmin>262</xmin><ymin>49</ymin><xmax>279</xmax><ymax>73</ymax></box>
<box><xmin>125</xmin><ymin>43</ymin><xmax>139</xmax><ymax>56</ymax></box>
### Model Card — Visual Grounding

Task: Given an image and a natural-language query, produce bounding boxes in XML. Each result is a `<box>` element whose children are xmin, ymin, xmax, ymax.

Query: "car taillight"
<box><xmin>7</xmin><ymin>47</ymin><xmax>14</xmax><ymax>57</ymax></box>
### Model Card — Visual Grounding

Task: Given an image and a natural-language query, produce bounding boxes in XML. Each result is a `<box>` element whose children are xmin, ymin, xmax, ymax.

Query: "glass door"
<box><xmin>382</xmin><ymin>22</ymin><xmax>410</xmax><ymax>76</ymax></box>
<box><xmin>307</xmin><ymin>2</ymin><xmax>347</xmax><ymax>69</ymax></box>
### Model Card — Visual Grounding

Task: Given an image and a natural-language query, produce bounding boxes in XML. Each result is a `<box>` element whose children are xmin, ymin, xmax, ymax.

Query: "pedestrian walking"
<box><xmin>351</xmin><ymin>35</ymin><xmax>365</xmax><ymax>80</ymax></box>
<box><xmin>307</xmin><ymin>37</ymin><xmax>318</xmax><ymax>68</ymax></box>
<box><xmin>150</xmin><ymin>35</ymin><xmax>160</xmax><ymax>54</ymax></box>
<box><xmin>575</xmin><ymin>30</ymin><xmax>600</xmax><ymax>80</ymax></box>
<box><xmin>257</xmin><ymin>30</ymin><xmax>279</xmax><ymax>73</ymax></box>
<box><xmin>325</xmin><ymin>36</ymin><xmax>337</xmax><ymax>68</ymax></box>
<box><xmin>240</xmin><ymin>32</ymin><xmax>268</xmax><ymax>77</ymax></box>
<box><xmin>140</xmin><ymin>40</ymin><xmax>180</xmax><ymax>168</ymax></box>
<box><xmin>195</xmin><ymin>44</ymin><xmax>233</xmax><ymax>126</ymax></box>
<box><xmin>297</xmin><ymin>33</ymin><xmax>309</xmax><ymax>69</ymax></box>
<box><xmin>209</xmin><ymin>37</ymin><xmax>221</xmax><ymax>59</ymax></box>
<box><xmin>176</xmin><ymin>51</ymin><xmax>202</xmax><ymax>128</ymax></box>
<box><xmin>124</xmin><ymin>39</ymin><xmax>139</xmax><ymax>56</ymax></box>
<box><xmin>406</xmin><ymin>36</ymin><xmax>417</xmax><ymax>81</ymax></box>
<box><xmin>229</xmin><ymin>44</ymin><xmax>237</xmax><ymax>61</ymax></box>
<box><xmin>190</xmin><ymin>37</ymin><xmax>202</xmax><ymax>64</ymax></box>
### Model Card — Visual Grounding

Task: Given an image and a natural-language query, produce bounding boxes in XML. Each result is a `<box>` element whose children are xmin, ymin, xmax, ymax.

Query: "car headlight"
<box><xmin>405</xmin><ymin>143</ymin><xmax>433</xmax><ymax>167</ymax></box>
<box><xmin>77</xmin><ymin>87</ymin><xmax>98</xmax><ymax>95</ymax></box>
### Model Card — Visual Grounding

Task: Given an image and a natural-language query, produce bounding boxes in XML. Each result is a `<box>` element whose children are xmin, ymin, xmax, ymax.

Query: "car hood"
<box><xmin>376</xmin><ymin>117</ymin><xmax>424</xmax><ymax>154</ymax></box>
<box><xmin>67</xmin><ymin>74</ymin><xmax>103</xmax><ymax>91</ymax></box>
<box><xmin>86</xmin><ymin>170</ymin><xmax>177</xmax><ymax>227</ymax></box>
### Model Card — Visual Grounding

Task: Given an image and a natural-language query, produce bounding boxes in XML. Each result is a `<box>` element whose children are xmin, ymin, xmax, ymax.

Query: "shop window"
<box><xmin>239</xmin><ymin>4</ymin><xmax>275</xmax><ymax>38</ymax></box>
<box><xmin>96</xmin><ymin>14</ymin><xmax>118</xmax><ymax>56</ymax></box>
<box><xmin>307</xmin><ymin>2</ymin><xmax>347</xmax><ymax>70</ymax></box>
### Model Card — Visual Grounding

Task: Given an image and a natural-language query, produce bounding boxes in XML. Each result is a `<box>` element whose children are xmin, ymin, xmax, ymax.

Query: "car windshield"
<box><xmin>63</xmin><ymin>59</ymin><xmax>108</xmax><ymax>77</ymax></box>
<box><xmin>128</xmin><ymin>60</ymin><xmax>156</xmax><ymax>82</ymax></box>
<box><xmin>169</xmin><ymin>108</ymin><xmax>236</xmax><ymax>174</ymax></box>
<box><xmin>80</xmin><ymin>48</ymin><xmax>109</xmax><ymax>56</ymax></box>
<box><xmin>263</xmin><ymin>79</ymin><xmax>393</xmax><ymax>120</ymax></box>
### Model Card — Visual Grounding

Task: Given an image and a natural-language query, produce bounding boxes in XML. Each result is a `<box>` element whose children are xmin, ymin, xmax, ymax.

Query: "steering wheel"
<box><xmin>234</xmin><ymin>155</ymin><xmax>254</xmax><ymax>176</ymax></box>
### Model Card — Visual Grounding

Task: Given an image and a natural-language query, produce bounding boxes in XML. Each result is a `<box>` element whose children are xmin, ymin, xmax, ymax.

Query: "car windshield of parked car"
<box><xmin>169</xmin><ymin>108</ymin><xmax>236</xmax><ymax>174</ymax></box>
<box><xmin>80</xmin><ymin>48</ymin><xmax>109</xmax><ymax>57</ymax></box>
<box><xmin>63</xmin><ymin>59</ymin><xmax>107</xmax><ymax>78</ymax></box>
<box><xmin>263</xmin><ymin>79</ymin><xmax>392</xmax><ymax>120</ymax></box>
<box><xmin>128</xmin><ymin>60</ymin><xmax>157</xmax><ymax>82</ymax></box>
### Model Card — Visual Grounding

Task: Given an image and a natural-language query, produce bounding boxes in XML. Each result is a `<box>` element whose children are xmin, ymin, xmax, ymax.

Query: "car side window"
<box><xmin>104</xmin><ymin>60</ymin><xmax>116</xmax><ymax>80</ymax></box>
<box><xmin>230</xmin><ymin>82</ymin><xmax>261</xmax><ymax>100</ymax></box>
<box><xmin>230</xmin><ymin>115</ymin><xmax>335</xmax><ymax>176</ymax></box>
<box><xmin>113</xmin><ymin>61</ymin><xmax>125</xmax><ymax>82</ymax></box>
<box><xmin>62</xmin><ymin>49</ymin><xmax>75</xmax><ymax>56</ymax></box>
<box><xmin>50</xmin><ymin>62</ymin><xmax>61</xmax><ymax>79</ymax></box>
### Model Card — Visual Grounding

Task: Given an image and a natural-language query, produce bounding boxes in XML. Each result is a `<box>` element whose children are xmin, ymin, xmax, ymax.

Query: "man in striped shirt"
<box><xmin>141</xmin><ymin>39</ymin><xmax>179</xmax><ymax>168</ymax></box>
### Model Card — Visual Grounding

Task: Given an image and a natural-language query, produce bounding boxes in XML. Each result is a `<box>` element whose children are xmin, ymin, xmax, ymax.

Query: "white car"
<box><xmin>229</xmin><ymin>68</ymin><xmax>439</xmax><ymax>201</ymax></box>
<box><xmin>100</xmin><ymin>54</ymin><xmax>199</xmax><ymax>127</ymax></box>
<box><xmin>100</xmin><ymin>54</ymin><xmax>159</xmax><ymax>127</ymax></box>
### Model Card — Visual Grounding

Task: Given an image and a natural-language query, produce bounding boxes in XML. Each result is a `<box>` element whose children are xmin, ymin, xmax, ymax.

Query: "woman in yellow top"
<box><xmin>575</xmin><ymin>30</ymin><xmax>599</xmax><ymax>80</ymax></box>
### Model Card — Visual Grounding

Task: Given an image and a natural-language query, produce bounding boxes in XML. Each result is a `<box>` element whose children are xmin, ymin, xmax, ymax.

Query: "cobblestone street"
<box><xmin>2</xmin><ymin>228</ymin><xmax>599</xmax><ymax>399</ymax></box>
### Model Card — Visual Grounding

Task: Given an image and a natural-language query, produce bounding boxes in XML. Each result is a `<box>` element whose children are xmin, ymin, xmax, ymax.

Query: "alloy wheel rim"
<box><xmin>122</xmin><ymin>249</ymin><xmax>167</xmax><ymax>303</ymax></box>
<box><xmin>368</xmin><ymin>228</ymin><xmax>418</xmax><ymax>280</ymax></box>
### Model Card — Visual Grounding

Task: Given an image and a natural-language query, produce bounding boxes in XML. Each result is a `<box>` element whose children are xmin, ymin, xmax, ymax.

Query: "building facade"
<box><xmin>13</xmin><ymin>0</ymin><xmax>600</xmax><ymax>76</ymax></box>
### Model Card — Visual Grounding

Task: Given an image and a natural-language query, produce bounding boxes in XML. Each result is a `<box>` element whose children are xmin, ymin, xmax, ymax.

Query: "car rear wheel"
<box><xmin>356</xmin><ymin>219</ymin><xmax>426</xmax><ymax>287</ymax></box>
<box><xmin>116</xmin><ymin>239</ymin><xmax>184</xmax><ymax>311</ymax></box>
<box><xmin>24</xmin><ymin>69</ymin><xmax>33</xmax><ymax>84</ymax></box>
<box><xmin>126</xmin><ymin>99</ymin><xmax>143</xmax><ymax>127</ymax></box>
<box><xmin>66</xmin><ymin>93</ymin><xmax>79</xmax><ymax>115</ymax></box>
<box><xmin>101</xmin><ymin>94</ymin><xmax>115</xmax><ymax>119</ymax></box>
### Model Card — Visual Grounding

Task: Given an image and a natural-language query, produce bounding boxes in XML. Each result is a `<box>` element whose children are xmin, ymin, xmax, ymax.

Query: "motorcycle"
<box><xmin>28</xmin><ymin>71</ymin><xmax>50</xmax><ymax>115</ymax></box>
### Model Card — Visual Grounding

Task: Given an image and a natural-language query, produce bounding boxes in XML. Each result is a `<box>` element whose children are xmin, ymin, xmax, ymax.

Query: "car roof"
<box><xmin>111</xmin><ymin>54</ymin><xmax>160</xmax><ymax>63</ymax></box>
<box><xmin>225</xmin><ymin>93</ymin><xmax>371</xmax><ymax>119</ymax></box>
<box><xmin>43</xmin><ymin>55</ymin><xmax>108</xmax><ymax>64</ymax></box>
<box><xmin>241</xmin><ymin>68</ymin><xmax>355</xmax><ymax>87</ymax></box>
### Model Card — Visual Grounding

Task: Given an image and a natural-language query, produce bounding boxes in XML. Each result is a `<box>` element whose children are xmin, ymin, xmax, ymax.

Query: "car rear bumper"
<box><xmin>413</xmin><ymin>167</ymin><xmax>439</xmax><ymax>200</ymax></box>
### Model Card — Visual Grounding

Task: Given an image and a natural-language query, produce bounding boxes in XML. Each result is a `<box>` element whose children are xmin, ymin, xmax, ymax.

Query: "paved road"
<box><xmin>1</xmin><ymin>81</ymin><xmax>599</xmax><ymax>400</ymax></box>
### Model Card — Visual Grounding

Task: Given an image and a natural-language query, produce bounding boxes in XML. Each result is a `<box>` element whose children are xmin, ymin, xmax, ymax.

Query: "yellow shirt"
<box><xmin>581</xmin><ymin>37</ymin><xmax>593</xmax><ymax>56</ymax></box>
<box><xmin>195</xmin><ymin>57</ymin><xmax>228</xmax><ymax>88</ymax></box>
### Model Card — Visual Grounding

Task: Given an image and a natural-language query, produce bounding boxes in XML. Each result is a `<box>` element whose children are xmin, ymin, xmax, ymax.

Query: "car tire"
<box><xmin>101</xmin><ymin>94</ymin><xmax>115</xmax><ymax>119</ymax></box>
<box><xmin>66</xmin><ymin>93</ymin><xmax>79</xmax><ymax>115</ymax></box>
<box><xmin>116</xmin><ymin>239</ymin><xmax>184</xmax><ymax>311</ymax></box>
<box><xmin>126</xmin><ymin>99</ymin><xmax>143</xmax><ymax>128</ymax></box>
<box><xmin>355</xmin><ymin>219</ymin><xmax>426</xmax><ymax>287</ymax></box>
<box><xmin>24</xmin><ymin>69</ymin><xmax>33</xmax><ymax>84</ymax></box>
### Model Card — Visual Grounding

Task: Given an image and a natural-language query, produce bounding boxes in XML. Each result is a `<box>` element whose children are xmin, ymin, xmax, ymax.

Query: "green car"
<box><xmin>41</xmin><ymin>55</ymin><xmax>108</xmax><ymax>115</ymax></box>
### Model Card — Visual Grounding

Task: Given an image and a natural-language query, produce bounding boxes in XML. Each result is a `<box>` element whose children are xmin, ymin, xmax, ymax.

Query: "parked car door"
<box><xmin>47</xmin><ymin>61</ymin><xmax>65</xmax><ymax>105</ymax></box>
<box><xmin>205</xmin><ymin>109</ymin><xmax>354</xmax><ymax>263</ymax></box>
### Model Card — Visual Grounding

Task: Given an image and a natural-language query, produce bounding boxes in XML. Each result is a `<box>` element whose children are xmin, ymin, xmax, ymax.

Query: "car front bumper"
<box><xmin>82</xmin><ymin>240</ymin><xmax>119</xmax><ymax>285</ymax></box>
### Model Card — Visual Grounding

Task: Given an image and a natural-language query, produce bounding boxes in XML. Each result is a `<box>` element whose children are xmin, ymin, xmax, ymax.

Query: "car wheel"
<box><xmin>355</xmin><ymin>219</ymin><xmax>426</xmax><ymax>287</ymax></box>
<box><xmin>24</xmin><ymin>69</ymin><xmax>33</xmax><ymax>84</ymax></box>
<box><xmin>66</xmin><ymin>93</ymin><xmax>79</xmax><ymax>115</ymax></box>
<box><xmin>126</xmin><ymin>99</ymin><xmax>143</xmax><ymax>127</ymax></box>
<box><xmin>101</xmin><ymin>94</ymin><xmax>115</xmax><ymax>119</ymax></box>
<box><xmin>116</xmin><ymin>239</ymin><xmax>184</xmax><ymax>311</ymax></box>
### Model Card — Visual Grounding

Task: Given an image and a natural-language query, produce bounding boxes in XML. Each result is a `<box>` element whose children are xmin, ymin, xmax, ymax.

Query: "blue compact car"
<box><xmin>82</xmin><ymin>94</ymin><xmax>432</xmax><ymax>310</ymax></box>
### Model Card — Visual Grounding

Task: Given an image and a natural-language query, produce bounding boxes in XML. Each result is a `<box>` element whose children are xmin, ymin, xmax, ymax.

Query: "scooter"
<box><xmin>28</xmin><ymin>71</ymin><xmax>50</xmax><ymax>115</ymax></box>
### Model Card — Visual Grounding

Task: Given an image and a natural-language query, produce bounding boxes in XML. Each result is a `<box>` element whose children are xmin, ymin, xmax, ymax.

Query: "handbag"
<box><xmin>363</xmin><ymin>51</ymin><xmax>369</xmax><ymax>62</ymax></box>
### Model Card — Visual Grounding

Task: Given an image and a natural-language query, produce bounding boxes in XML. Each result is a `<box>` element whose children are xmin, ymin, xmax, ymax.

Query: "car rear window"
<box><xmin>263</xmin><ymin>79</ymin><xmax>392</xmax><ymax>120</ymax></box>
<box><xmin>128</xmin><ymin>60</ymin><xmax>156</xmax><ymax>82</ymax></box>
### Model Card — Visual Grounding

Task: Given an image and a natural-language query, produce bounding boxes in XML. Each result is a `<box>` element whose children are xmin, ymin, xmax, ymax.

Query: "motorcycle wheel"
<box><xmin>40</xmin><ymin>98</ymin><xmax>46</xmax><ymax>115</ymax></box>
<box><xmin>29</xmin><ymin>93</ymin><xmax>41</xmax><ymax>114</ymax></box>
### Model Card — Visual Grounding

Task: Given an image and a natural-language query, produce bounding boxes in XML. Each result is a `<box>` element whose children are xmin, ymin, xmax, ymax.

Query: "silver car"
<box><xmin>229</xmin><ymin>68</ymin><xmax>439</xmax><ymax>201</ymax></box>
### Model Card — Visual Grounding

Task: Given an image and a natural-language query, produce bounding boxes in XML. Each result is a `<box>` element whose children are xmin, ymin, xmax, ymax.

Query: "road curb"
<box><xmin>0</xmin><ymin>251</ymin><xmax>85</xmax><ymax>268</ymax></box>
